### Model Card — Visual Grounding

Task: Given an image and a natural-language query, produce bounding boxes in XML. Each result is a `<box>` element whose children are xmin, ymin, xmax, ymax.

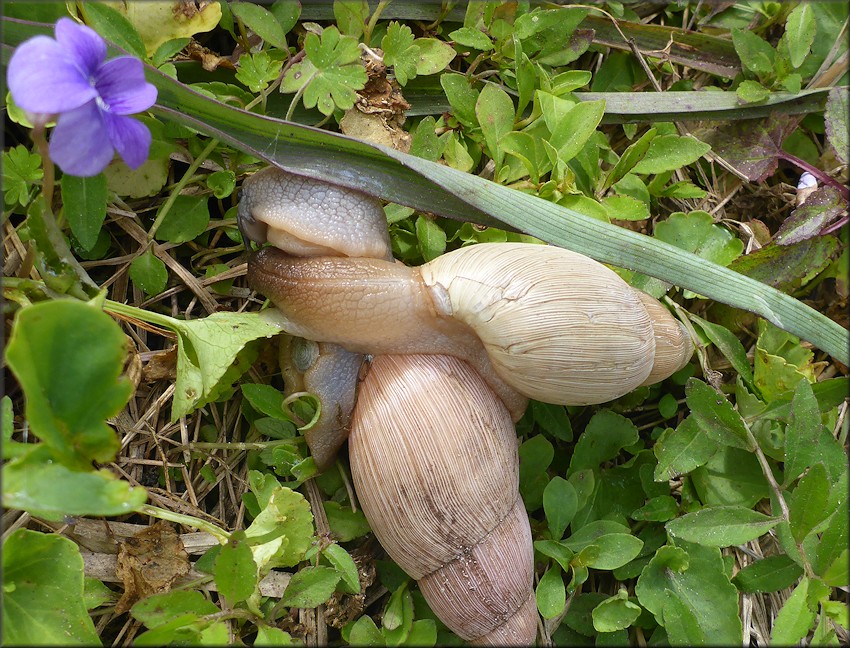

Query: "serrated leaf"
<box><xmin>323</xmin><ymin>543</ymin><xmax>360</xmax><ymax>594</ymax></box>
<box><xmin>283</xmin><ymin>26</ymin><xmax>366</xmax><ymax>116</ymax></box>
<box><xmin>666</xmin><ymin>506</ymin><xmax>781</xmax><ymax>546</ymax></box>
<box><xmin>784</xmin><ymin>4</ymin><xmax>817</xmax><ymax>69</ymax></box>
<box><xmin>689</xmin><ymin>314</ymin><xmax>755</xmax><ymax>391</ymax></box>
<box><xmin>731</xmin><ymin>29</ymin><xmax>775</xmax><ymax>77</ymax></box>
<box><xmin>731</xmin><ymin>555</ymin><xmax>804</xmax><ymax>593</ymax></box>
<box><xmin>685</xmin><ymin>378</ymin><xmax>754</xmax><ymax>450</ymax></box>
<box><xmin>231</xmin><ymin>2</ymin><xmax>287</xmax><ymax>49</ymax></box>
<box><xmin>2</xmin><ymin>145</ymin><xmax>42</xmax><ymax>207</ymax></box>
<box><xmin>654</xmin><ymin>210</ymin><xmax>743</xmax><ymax>270</ymax></box>
<box><xmin>602</xmin><ymin>194</ymin><xmax>649</xmax><ymax>221</ymax></box>
<box><xmin>381</xmin><ymin>22</ymin><xmax>418</xmax><ymax>86</ymax></box>
<box><xmin>632</xmin><ymin>135</ymin><xmax>711</xmax><ymax>175</ymax></box>
<box><xmin>246</xmin><ymin>487</ymin><xmax>313</xmax><ymax>573</ymax></box>
<box><xmin>236</xmin><ymin>51</ymin><xmax>283</xmax><ymax>93</ymax></box>
<box><xmin>825</xmin><ymin>87</ymin><xmax>848</xmax><ymax>165</ymax></box>
<box><xmin>130</xmin><ymin>249</ymin><xmax>168</xmax><ymax>296</ymax></box>
<box><xmin>2</xmin><ymin>529</ymin><xmax>100</xmax><ymax>645</ymax></box>
<box><xmin>788</xmin><ymin>462</ymin><xmax>831</xmax><ymax>542</ymax></box>
<box><xmin>771</xmin><ymin>577</ymin><xmax>816</xmax><ymax>645</ymax></box>
<box><xmin>636</xmin><ymin>542</ymin><xmax>742</xmax><ymax>644</ymax></box>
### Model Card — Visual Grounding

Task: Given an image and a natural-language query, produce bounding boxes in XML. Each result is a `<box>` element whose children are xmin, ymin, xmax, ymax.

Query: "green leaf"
<box><xmin>632</xmin><ymin>135</ymin><xmax>711</xmax><ymax>175</ymax></box>
<box><xmin>667</xmin><ymin>506</ymin><xmax>781</xmax><ymax>547</ymax></box>
<box><xmin>206</xmin><ymin>170</ymin><xmax>237</xmax><ymax>199</ymax></box>
<box><xmin>784</xmin><ymin>4</ymin><xmax>817</xmax><ymax>69</ymax></box>
<box><xmin>241</xmin><ymin>383</ymin><xmax>288</xmax><ymax>420</ymax></box>
<box><xmin>152</xmin><ymin>37</ymin><xmax>191</xmax><ymax>68</ymax></box>
<box><xmin>776</xmin><ymin>186</ymin><xmax>845</xmax><ymax>245</ymax></box>
<box><xmin>536</xmin><ymin>566</ymin><xmax>566</xmax><ymax>619</ymax></box>
<box><xmin>631</xmin><ymin>495</ymin><xmax>679</xmax><ymax>522</ymax></box>
<box><xmin>235</xmin><ymin>51</ymin><xmax>284</xmax><ymax>93</ymax></box>
<box><xmin>61</xmin><ymin>173</ymin><xmax>106</xmax><ymax>250</ymax></box>
<box><xmin>519</xmin><ymin>435</ymin><xmax>554</xmax><ymax>511</ymax></box>
<box><xmin>689</xmin><ymin>315</ymin><xmax>755</xmax><ymax>391</ymax></box>
<box><xmin>5</xmin><ymin>300</ymin><xmax>132</xmax><ymax>469</ymax></box>
<box><xmin>636</xmin><ymin>542</ymin><xmax>742</xmax><ymax>644</ymax></box>
<box><xmin>584</xmin><ymin>534</ymin><xmax>645</xmax><ymax>570</ymax></box>
<box><xmin>131</xmin><ymin>590</ymin><xmax>219</xmax><ymax>628</ymax></box>
<box><xmin>214</xmin><ymin>536</ymin><xmax>258</xmax><ymax>603</ymax></box>
<box><xmin>604</xmin><ymin>128</ymin><xmax>657</xmax><ymax>190</ymax></box>
<box><xmin>381</xmin><ymin>22</ymin><xmax>418</xmax><ymax>86</ymax></box>
<box><xmin>653</xmin><ymin>417</ymin><xmax>718</xmax><ymax>481</ymax></box>
<box><xmin>130</xmin><ymin>249</ymin><xmax>168</xmax><ymax>296</ymax></box>
<box><xmin>323</xmin><ymin>501</ymin><xmax>371</xmax><ymax>542</ymax></box>
<box><xmin>534</xmin><ymin>540</ymin><xmax>575</xmax><ymax>573</ymax></box>
<box><xmin>282</xmin><ymin>26</ymin><xmax>367</xmax><ymax>116</ymax></box>
<box><xmin>814</xmin><ymin>506</ymin><xmax>848</xmax><ymax>582</ymax></box>
<box><xmin>685</xmin><ymin>378</ymin><xmax>753</xmax><ymax>451</ymax></box>
<box><xmin>246</xmin><ymin>487</ymin><xmax>314</xmax><ymax>572</ymax></box>
<box><xmin>2</xmin><ymin>529</ymin><xmax>100</xmax><ymax>645</ymax></box>
<box><xmin>655</xmin><ymin>211</ymin><xmax>743</xmax><ymax>270</ymax></box>
<box><xmin>230</xmin><ymin>2</ymin><xmax>287</xmax><ymax>49</ymax></box>
<box><xmin>691</xmin><ymin>446</ymin><xmax>770</xmax><ymax>508</ymax></box>
<box><xmin>530</xmin><ymin>401</ymin><xmax>572</xmax><ymax>441</ymax></box>
<box><xmin>562</xmin><ymin>520</ymin><xmax>631</xmax><ymax>551</ymax></box>
<box><xmin>731</xmin><ymin>555</ymin><xmax>804</xmax><ymax>593</ymax></box>
<box><xmin>414</xmin><ymin>216</ymin><xmax>446</xmax><ymax>262</ymax></box>
<box><xmin>333</xmin><ymin>0</ymin><xmax>369</xmax><ymax>39</ymax></box>
<box><xmin>81</xmin><ymin>1</ymin><xmax>146</xmax><ymax>59</ymax></box>
<box><xmin>601</xmin><ymin>195</ymin><xmax>649</xmax><ymax>221</ymax></box>
<box><xmin>84</xmin><ymin>577</ymin><xmax>115</xmax><ymax>610</ymax></box>
<box><xmin>661</xmin><ymin>592</ymin><xmax>706</xmax><ymax>644</ymax></box>
<box><xmin>475</xmin><ymin>83</ymin><xmax>514</xmax><ymax>167</ymax></box>
<box><xmin>323</xmin><ymin>543</ymin><xmax>360</xmax><ymax>594</ymax></box>
<box><xmin>568</xmin><ymin>410</ymin><xmax>638</xmax><ymax>475</ymax></box>
<box><xmin>382</xmin><ymin>583</ymin><xmax>414</xmax><ymax>644</ymax></box>
<box><xmin>731</xmin><ymin>29</ymin><xmax>776</xmax><ymax>77</ymax></box>
<box><xmin>280</xmin><ymin>566</ymin><xmax>340</xmax><ymax>608</ymax></box>
<box><xmin>788</xmin><ymin>462</ymin><xmax>831</xmax><ymax>543</ymax></box>
<box><xmin>736</xmin><ymin>80</ymin><xmax>770</xmax><ymax>104</ymax></box>
<box><xmin>543</xmin><ymin>477</ymin><xmax>578</xmax><ymax>541</ymax></box>
<box><xmin>449</xmin><ymin>26</ymin><xmax>493</xmax><ymax>51</ymax></box>
<box><xmin>254</xmin><ymin>626</ymin><xmax>295</xmax><ymax>646</ymax></box>
<box><xmin>549</xmin><ymin>99</ymin><xmax>605</xmax><ymax>163</ymax></box>
<box><xmin>3</xmin><ymin>445</ymin><xmax>147</xmax><ymax>520</ymax></box>
<box><xmin>825</xmin><ymin>87</ymin><xmax>848</xmax><ymax>165</ymax></box>
<box><xmin>771</xmin><ymin>577</ymin><xmax>816</xmax><ymax>645</ymax></box>
<box><xmin>412</xmin><ymin>38</ymin><xmax>456</xmax><ymax>76</ymax></box>
<box><xmin>2</xmin><ymin>144</ymin><xmax>42</xmax><ymax>207</ymax></box>
<box><xmin>592</xmin><ymin>590</ymin><xmax>642</xmax><ymax>633</ymax></box>
<box><xmin>155</xmin><ymin>194</ymin><xmax>210</xmax><ymax>244</ymax></box>
<box><xmin>348</xmin><ymin>615</ymin><xmax>384</xmax><ymax>646</ymax></box>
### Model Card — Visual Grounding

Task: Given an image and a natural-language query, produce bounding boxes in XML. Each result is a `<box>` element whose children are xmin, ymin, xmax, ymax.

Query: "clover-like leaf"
<box><xmin>282</xmin><ymin>26</ymin><xmax>366</xmax><ymax>116</ymax></box>
<box><xmin>381</xmin><ymin>21</ymin><xmax>418</xmax><ymax>86</ymax></box>
<box><xmin>3</xmin><ymin>145</ymin><xmax>42</xmax><ymax>207</ymax></box>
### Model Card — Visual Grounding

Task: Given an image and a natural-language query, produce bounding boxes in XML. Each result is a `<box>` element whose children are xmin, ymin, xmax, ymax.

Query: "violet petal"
<box><xmin>105</xmin><ymin>113</ymin><xmax>152</xmax><ymax>170</ymax></box>
<box><xmin>50</xmin><ymin>101</ymin><xmax>115</xmax><ymax>177</ymax></box>
<box><xmin>7</xmin><ymin>36</ymin><xmax>97</xmax><ymax>113</ymax></box>
<box><xmin>54</xmin><ymin>17</ymin><xmax>106</xmax><ymax>77</ymax></box>
<box><xmin>96</xmin><ymin>57</ymin><xmax>158</xmax><ymax>115</ymax></box>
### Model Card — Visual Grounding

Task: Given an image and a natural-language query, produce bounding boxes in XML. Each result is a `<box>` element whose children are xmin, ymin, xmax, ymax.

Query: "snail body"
<box><xmin>239</xmin><ymin>167</ymin><xmax>693</xmax><ymax>645</ymax></box>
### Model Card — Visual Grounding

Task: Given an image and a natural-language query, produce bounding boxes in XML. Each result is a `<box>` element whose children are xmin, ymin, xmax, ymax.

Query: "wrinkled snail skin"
<box><xmin>278</xmin><ymin>337</ymin><xmax>364</xmax><ymax>472</ymax></box>
<box><xmin>349</xmin><ymin>354</ymin><xmax>537</xmax><ymax>645</ymax></box>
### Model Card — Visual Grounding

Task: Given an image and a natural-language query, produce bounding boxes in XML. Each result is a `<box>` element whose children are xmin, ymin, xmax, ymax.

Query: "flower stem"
<box><xmin>30</xmin><ymin>121</ymin><xmax>55</xmax><ymax>208</ymax></box>
<box><xmin>147</xmin><ymin>137</ymin><xmax>219</xmax><ymax>241</ymax></box>
<box><xmin>363</xmin><ymin>0</ymin><xmax>391</xmax><ymax>47</ymax></box>
<box><xmin>285</xmin><ymin>70</ymin><xmax>318</xmax><ymax>121</ymax></box>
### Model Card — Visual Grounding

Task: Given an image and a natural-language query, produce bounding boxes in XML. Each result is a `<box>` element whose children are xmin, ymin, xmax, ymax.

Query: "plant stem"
<box><xmin>147</xmin><ymin>137</ymin><xmax>220</xmax><ymax>240</ymax></box>
<box><xmin>285</xmin><ymin>70</ymin><xmax>318</xmax><ymax>121</ymax></box>
<box><xmin>777</xmin><ymin>150</ymin><xmax>850</xmax><ymax>202</ymax></box>
<box><xmin>30</xmin><ymin>121</ymin><xmax>55</xmax><ymax>207</ymax></box>
<box><xmin>363</xmin><ymin>0</ymin><xmax>392</xmax><ymax>47</ymax></box>
<box><xmin>138</xmin><ymin>503</ymin><xmax>230</xmax><ymax>543</ymax></box>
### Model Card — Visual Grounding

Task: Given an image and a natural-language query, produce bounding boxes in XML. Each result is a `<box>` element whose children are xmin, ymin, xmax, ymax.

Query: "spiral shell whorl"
<box><xmin>422</xmin><ymin>243</ymin><xmax>657</xmax><ymax>405</ymax></box>
<box><xmin>349</xmin><ymin>354</ymin><xmax>536</xmax><ymax>643</ymax></box>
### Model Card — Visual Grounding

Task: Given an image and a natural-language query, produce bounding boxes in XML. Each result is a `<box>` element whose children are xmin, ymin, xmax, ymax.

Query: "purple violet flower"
<box><xmin>7</xmin><ymin>18</ymin><xmax>157</xmax><ymax>177</ymax></box>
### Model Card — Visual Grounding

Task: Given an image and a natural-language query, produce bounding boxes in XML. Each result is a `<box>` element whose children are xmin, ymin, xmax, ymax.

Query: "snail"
<box><xmin>238</xmin><ymin>167</ymin><xmax>693</xmax><ymax>644</ymax></box>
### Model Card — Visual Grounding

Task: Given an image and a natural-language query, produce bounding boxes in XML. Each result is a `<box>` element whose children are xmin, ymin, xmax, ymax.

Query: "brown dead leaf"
<box><xmin>184</xmin><ymin>41</ymin><xmax>236</xmax><ymax>72</ymax></box>
<box><xmin>141</xmin><ymin>346</ymin><xmax>179</xmax><ymax>383</ymax></box>
<box><xmin>115</xmin><ymin>522</ymin><xmax>190</xmax><ymax>614</ymax></box>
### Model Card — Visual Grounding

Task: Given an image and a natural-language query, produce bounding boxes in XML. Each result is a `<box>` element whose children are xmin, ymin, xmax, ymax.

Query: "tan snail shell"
<box><xmin>348</xmin><ymin>354</ymin><xmax>537</xmax><ymax>645</ymax></box>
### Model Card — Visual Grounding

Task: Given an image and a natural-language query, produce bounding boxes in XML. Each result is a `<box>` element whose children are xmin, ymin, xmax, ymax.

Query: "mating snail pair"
<box><xmin>238</xmin><ymin>168</ymin><xmax>693</xmax><ymax>644</ymax></box>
